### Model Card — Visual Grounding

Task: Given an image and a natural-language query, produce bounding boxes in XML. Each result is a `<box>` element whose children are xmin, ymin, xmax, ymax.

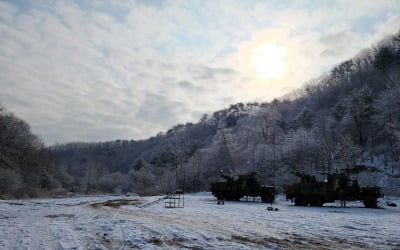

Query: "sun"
<box><xmin>250</xmin><ymin>43</ymin><xmax>286</xmax><ymax>80</ymax></box>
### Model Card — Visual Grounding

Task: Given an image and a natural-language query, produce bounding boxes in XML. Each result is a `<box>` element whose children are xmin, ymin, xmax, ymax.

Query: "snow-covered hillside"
<box><xmin>0</xmin><ymin>193</ymin><xmax>399</xmax><ymax>249</ymax></box>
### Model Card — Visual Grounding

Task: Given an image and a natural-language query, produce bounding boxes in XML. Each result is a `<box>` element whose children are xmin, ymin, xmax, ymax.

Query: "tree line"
<box><xmin>0</xmin><ymin>106</ymin><xmax>69</xmax><ymax>198</ymax></box>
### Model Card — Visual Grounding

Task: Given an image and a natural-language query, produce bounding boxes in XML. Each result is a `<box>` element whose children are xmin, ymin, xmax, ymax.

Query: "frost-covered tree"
<box><xmin>346</xmin><ymin>86</ymin><xmax>374</xmax><ymax>145</ymax></box>
<box><xmin>334</xmin><ymin>135</ymin><xmax>362</xmax><ymax>169</ymax></box>
<box><xmin>0</xmin><ymin>105</ymin><xmax>66</xmax><ymax>198</ymax></box>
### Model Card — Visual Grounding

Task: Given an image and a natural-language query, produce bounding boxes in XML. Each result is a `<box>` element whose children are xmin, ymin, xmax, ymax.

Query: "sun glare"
<box><xmin>250</xmin><ymin>44</ymin><xmax>286</xmax><ymax>80</ymax></box>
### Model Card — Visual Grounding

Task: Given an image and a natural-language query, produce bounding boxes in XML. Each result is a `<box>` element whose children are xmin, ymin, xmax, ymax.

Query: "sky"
<box><xmin>0</xmin><ymin>0</ymin><xmax>399</xmax><ymax>145</ymax></box>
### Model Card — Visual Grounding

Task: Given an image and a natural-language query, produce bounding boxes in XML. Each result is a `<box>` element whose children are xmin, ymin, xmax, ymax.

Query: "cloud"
<box><xmin>0</xmin><ymin>0</ymin><xmax>399</xmax><ymax>144</ymax></box>
<box><xmin>135</xmin><ymin>94</ymin><xmax>183</xmax><ymax>124</ymax></box>
<box><xmin>370</xmin><ymin>15</ymin><xmax>400</xmax><ymax>43</ymax></box>
<box><xmin>187</xmin><ymin>65</ymin><xmax>237</xmax><ymax>81</ymax></box>
<box><xmin>177</xmin><ymin>81</ymin><xmax>205</xmax><ymax>92</ymax></box>
<box><xmin>319</xmin><ymin>30</ymin><xmax>364</xmax><ymax>57</ymax></box>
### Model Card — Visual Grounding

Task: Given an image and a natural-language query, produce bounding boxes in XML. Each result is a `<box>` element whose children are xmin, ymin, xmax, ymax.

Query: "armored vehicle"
<box><xmin>284</xmin><ymin>172</ymin><xmax>383</xmax><ymax>208</ymax></box>
<box><xmin>211</xmin><ymin>171</ymin><xmax>275</xmax><ymax>203</ymax></box>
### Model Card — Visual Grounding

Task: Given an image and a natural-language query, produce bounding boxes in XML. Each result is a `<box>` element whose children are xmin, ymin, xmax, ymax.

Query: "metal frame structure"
<box><xmin>164</xmin><ymin>190</ymin><xmax>184</xmax><ymax>208</ymax></box>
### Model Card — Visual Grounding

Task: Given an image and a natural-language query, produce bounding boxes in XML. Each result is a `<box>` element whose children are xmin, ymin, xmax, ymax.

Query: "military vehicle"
<box><xmin>211</xmin><ymin>171</ymin><xmax>275</xmax><ymax>203</ymax></box>
<box><xmin>284</xmin><ymin>172</ymin><xmax>383</xmax><ymax>208</ymax></box>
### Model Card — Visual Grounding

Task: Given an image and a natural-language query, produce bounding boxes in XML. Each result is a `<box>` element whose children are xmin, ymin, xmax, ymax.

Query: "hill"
<box><xmin>50</xmin><ymin>31</ymin><xmax>400</xmax><ymax>195</ymax></box>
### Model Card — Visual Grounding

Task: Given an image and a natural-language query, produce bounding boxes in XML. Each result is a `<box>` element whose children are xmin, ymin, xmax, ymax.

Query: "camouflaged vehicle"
<box><xmin>284</xmin><ymin>172</ymin><xmax>382</xmax><ymax>208</ymax></box>
<box><xmin>211</xmin><ymin>171</ymin><xmax>275</xmax><ymax>203</ymax></box>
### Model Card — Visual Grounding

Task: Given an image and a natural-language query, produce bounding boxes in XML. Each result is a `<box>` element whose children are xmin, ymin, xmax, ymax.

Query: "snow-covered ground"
<box><xmin>0</xmin><ymin>193</ymin><xmax>399</xmax><ymax>250</ymax></box>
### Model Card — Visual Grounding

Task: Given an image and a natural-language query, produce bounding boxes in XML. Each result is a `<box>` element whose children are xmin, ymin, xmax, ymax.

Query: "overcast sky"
<box><xmin>0</xmin><ymin>0</ymin><xmax>399</xmax><ymax>145</ymax></box>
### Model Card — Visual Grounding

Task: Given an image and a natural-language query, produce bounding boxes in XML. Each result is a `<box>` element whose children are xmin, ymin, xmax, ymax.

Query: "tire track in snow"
<box><xmin>94</xmin><ymin>202</ymin><xmax>381</xmax><ymax>249</ymax></box>
<box><xmin>93</xmin><ymin>206</ymin><xmax>300</xmax><ymax>249</ymax></box>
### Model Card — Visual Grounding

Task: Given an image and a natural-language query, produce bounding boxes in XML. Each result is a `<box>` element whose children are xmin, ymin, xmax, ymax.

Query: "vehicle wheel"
<box><xmin>294</xmin><ymin>196</ymin><xmax>307</xmax><ymax>206</ymax></box>
<box><xmin>309</xmin><ymin>196</ymin><xmax>323</xmax><ymax>207</ymax></box>
<box><xmin>363</xmin><ymin>197</ymin><xmax>377</xmax><ymax>208</ymax></box>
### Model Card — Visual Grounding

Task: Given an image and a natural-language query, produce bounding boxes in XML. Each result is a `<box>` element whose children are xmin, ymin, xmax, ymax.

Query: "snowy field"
<box><xmin>0</xmin><ymin>193</ymin><xmax>399</xmax><ymax>250</ymax></box>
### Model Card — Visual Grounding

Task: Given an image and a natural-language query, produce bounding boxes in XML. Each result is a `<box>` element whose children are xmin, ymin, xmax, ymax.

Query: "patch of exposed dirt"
<box><xmin>165</xmin><ymin>237</ymin><xmax>201</xmax><ymax>250</ymax></box>
<box><xmin>231</xmin><ymin>234</ymin><xmax>371</xmax><ymax>250</ymax></box>
<box><xmin>0</xmin><ymin>215</ymin><xmax>17</xmax><ymax>219</ymax></box>
<box><xmin>330</xmin><ymin>236</ymin><xmax>370</xmax><ymax>249</ymax></box>
<box><xmin>231</xmin><ymin>235</ymin><xmax>294</xmax><ymax>249</ymax></box>
<box><xmin>91</xmin><ymin>199</ymin><xmax>143</xmax><ymax>208</ymax></box>
<box><xmin>147</xmin><ymin>237</ymin><xmax>163</xmax><ymax>246</ymax></box>
<box><xmin>44</xmin><ymin>214</ymin><xmax>75</xmax><ymax>218</ymax></box>
<box><xmin>2</xmin><ymin>202</ymin><xmax>24</xmax><ymax>206</ymax></box>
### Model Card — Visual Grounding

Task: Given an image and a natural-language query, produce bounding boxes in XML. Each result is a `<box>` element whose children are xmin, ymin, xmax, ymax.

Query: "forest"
<box><xmin>0</xmin><ymin>106</ymin><xmax>69</xmax><ymax>198</ymax></box>
<box><xmin>1</xmin><ymin>31</ymin><xmax>400</xmax><ymax>198</ymax></box>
